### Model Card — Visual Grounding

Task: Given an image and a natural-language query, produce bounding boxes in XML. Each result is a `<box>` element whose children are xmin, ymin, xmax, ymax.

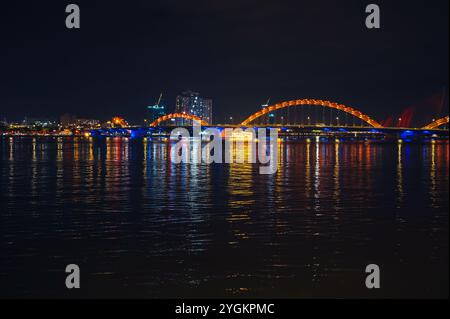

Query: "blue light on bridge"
<box><xmin>400</xmin><ymin>130</ymin><xmax>416</xmax><ymax>142</ymax></box>
<box><xmin>130</xmin><ymin>131</ymin><xmax>140</xmax><ymax>139</ymax></box>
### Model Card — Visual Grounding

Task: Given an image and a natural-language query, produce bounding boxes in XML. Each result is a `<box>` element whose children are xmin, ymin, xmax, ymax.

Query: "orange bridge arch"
<box><xmin>422</xmin><ymin>116</ymin><xmax>449</xmax><ymax>130</ymax></box>
<box><xmin>149</xmin><ymin>113</ymin><xmax>209</xmax><ymax>127</ymax></box>
<box><xmin>240</xmin><ymin>99</ymin><xmax>383</xmax><ymax>128</ymax></box>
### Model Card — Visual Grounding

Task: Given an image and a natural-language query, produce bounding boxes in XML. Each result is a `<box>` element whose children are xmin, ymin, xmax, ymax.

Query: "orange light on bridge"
<box><xmin>149</xmin><ymin>113</ymin><xmax>209</xmax><ymax>127</ymax></box>
<box><xmin>111</xmin><ymin>117</ymin><xmax>128</xmax><ymax>128</ymax></box>
<box><xmin>423</xmin><ymin>116</ymin><xmax>449</xmax><ymax>130</ymax></box>
<box><xmin>240</xmin><ymin>98</ymin><xmax>383</xmax><ymax>128</ymax></box>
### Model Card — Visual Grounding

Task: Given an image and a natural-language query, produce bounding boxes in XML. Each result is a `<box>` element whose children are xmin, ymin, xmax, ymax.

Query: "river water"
<box><xmin>0</xmin><ymin>137</ymin><xmax>448</xmax><ymax>298</ymax></box>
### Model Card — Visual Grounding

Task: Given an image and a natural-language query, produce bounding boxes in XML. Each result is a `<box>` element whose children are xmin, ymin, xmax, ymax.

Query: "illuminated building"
<box><xmin>175</xmin><ymin>90</ymin><xmax>213</xmax><ymax>125</ymax></box>
<box><xmin>147</xmin><ymin>105</ymin><xmax>167</xmax><ymax>124</ymax></box>
<box><xmin>60</xmin><ymin>114</ymin><xmax>100</xmax><ymax>129</ymax></box>
<box><xmin>75</xmin><ymin>119</ymin><xmax>100</xmax><ymax>128</ymax></box>
<box><xmin>111</xmin><ymin>117</ymin><xmax>128</xmax><ymax>128</ymax></box>
<box><xmin>23</xmin><ymin>117</ymin><xmax>57</xmax><ymax>128</ymax></box>
<box><xmin>147</xmin><ymin>93</ymin><xmax>167</xmax><ymax>125</ymax></box>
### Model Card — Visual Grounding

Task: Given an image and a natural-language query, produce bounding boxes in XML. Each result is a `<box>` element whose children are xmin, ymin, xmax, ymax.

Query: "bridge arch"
<box><xmin>422</xmin><ymin>116</ymin><xmax>449</xmax><ymax>130</ymax></box>
<box><xmin>149</xmin><ymin>113</ymin><xmax>209</xmax><ymax>127</ymax></box>
<box><xmin>240</xmin><ymin>99</ymin><xmax>383</xmax><ymax>128</ymax></box>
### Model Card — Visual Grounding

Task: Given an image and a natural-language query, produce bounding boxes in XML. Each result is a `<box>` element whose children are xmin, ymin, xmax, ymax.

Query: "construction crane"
<box><xmin>262</xmin><ymin>98</ymin><xmax>270</xmax><ymax>109</ymax></box>
<box><xmin>144</xmin><ymin>93</ymin><xmax>164</xmax><ymax>126</ymax></box>
<box><xmin>156</xmin><ymin>93</ymin><xmax>163</xmax><ymax>107</ymax></box>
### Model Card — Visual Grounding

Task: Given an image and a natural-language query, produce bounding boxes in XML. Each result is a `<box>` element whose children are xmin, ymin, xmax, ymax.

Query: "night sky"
<box><xmin>0</xmin><ymin>0</ymin><xmax>448</xmax><ymax>124</ymax></box>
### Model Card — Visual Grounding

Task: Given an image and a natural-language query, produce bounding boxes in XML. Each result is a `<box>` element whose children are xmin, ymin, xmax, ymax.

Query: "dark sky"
<box><xmin>0</xmin><ymin>0</ymin><xmax>448</xmax><ymax>124</ymax></box>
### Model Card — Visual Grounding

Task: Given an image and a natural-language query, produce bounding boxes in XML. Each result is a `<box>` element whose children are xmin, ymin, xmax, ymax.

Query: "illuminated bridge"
<box><xmin>91</xmin><ymin>98</ymin><xmax>449</xmax><ymax>142</ymax></box>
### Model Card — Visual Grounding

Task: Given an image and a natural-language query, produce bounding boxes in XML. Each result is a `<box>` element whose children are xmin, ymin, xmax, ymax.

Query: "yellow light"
<box><xmin>229</xmin><ymin>130</ymin><xmax>255</xmax><ymax>142</ymax></box>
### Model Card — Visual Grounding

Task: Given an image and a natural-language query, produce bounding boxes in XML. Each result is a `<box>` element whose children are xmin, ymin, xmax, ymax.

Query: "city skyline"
<box><xmin>0</xmin><ymin>0</ymin><xmax>448</xmax><ymax>124</ymax></box>
<box><xmin>0</xmin><ymin>0</ymin><xmax>448</xmax><ymax>302</ymax></box>
<box><xmin>1</xmin><ymin>89</ymin><xmax>448</xmax><ymax>127</ymax></box>
<box><xmin>175</xmin><ymin>90</ymin><xmax>213</xmax><ymax>125</ymax></box>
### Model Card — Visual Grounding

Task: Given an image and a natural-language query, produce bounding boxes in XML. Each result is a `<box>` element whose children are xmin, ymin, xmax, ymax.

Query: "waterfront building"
<box><xmin>146</xmin><ymin>93</ymin><xmax>167</xmax><ymax>125</ymax></box>
<box><xmin>175</xmin><ymin>90</ymin><xmax>213</xmax><ymax>125</ymax></box>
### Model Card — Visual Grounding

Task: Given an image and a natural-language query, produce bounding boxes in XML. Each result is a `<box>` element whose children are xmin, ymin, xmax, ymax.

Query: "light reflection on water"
<box><xmin>0</xmin><ymin>138</ymin><xmax>448</xmax><ymax>298</ymax></box>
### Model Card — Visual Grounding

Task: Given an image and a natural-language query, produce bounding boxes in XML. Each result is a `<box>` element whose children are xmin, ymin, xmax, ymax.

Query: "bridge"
<box><xmin>240</xmin><ymin>99</ymin><xmax>384</xmax><ymax>128</ymax></box>
<box><xmin>422</xmin><ymin>116</ymin><xmax>450</xmax><ymax>130</ymax></box>
<box><xmin>149</xmin><ymin>112</ymin><xmax>209</xmax><ymax>127</ymax></box>
<box><xmin>91</xmin><ymin>98</ymin><xmax>449</xmax><ymax>142</ymax></box>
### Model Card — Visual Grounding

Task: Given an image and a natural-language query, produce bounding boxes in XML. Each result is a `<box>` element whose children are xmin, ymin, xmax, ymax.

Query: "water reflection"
<box><xmin>397</xmin><ymin>142</ymin><xmax>404</xmax><ymax>208</ymax></box>
<box><xmin>333</xmin><ymin>141</ymin><xmax>341</xmax><ymax>212</ymax></box>
<box><xmin>0</xmin><ymin>137</ymin><xmax>448</xmax><ymax>298</ymax></box>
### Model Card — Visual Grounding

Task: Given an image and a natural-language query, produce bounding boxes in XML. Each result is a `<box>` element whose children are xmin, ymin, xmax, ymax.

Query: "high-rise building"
<box><xmin>261</xmin><ymin>98</ymin><xmax>275</xmax><ymax>124</ymax></box>
<box><xmin>175</xmin><ymin>90</ymin><xmax>213</xmax><ymax>125</ymax></box>
<box><xmin>147</xmin><ymin>105</ymin><xmax>166</xmax><ymax>124</ymax></box>
<box><xmin>147</xmin><ymin>93</ymin><xmax>167</xmax><ymax>125</ymax></box>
